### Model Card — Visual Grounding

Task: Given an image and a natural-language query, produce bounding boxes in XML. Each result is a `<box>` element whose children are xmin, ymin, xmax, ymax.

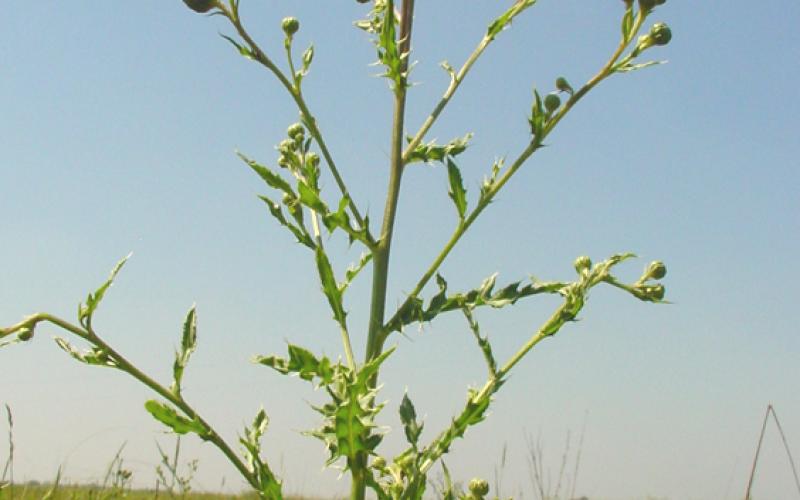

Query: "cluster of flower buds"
<box><xmin>182</xmin><ymin>0</ymin><xmax>220</xmax><ymax>14</ymax></box>
<box><xmin>277</xmin><ymin>123</ymin><xmax>320</xmax><ymax>179</ymax></box>
<box><xmin>630</xmin><ymin>260</ymin><xmax>667</xmax><ymax>301</ymax></box>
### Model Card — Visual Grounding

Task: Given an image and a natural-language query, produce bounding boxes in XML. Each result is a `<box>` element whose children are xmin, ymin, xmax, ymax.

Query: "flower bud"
<box><xmin>468</xmin><ymin>478</ymin><xmax>489</xmax><ymax>497</ymax></box>
<box><xmin>287</xmin><ymin>123</ymin><xmax>305</xmax><ymax>140</ymax></box>
<box><xmin>544</xmin><ymin>93</ymin><xmax>561</xmax><ymax>114</ymax></box>
<box><xmin>17</xmin><ymin>326</ymin><xmax>34</xmax><ymax>342</ymax></box>
<box><xmin>371</xmin><ymin>456</ymin><xmax>386</xmax><ymax>469</ymax></box>
<box><xmin>182</xmin><ymin>0</ymin><xmax>218</xmax><ymax>13</ymax></box>
<box><xmin>305</xmin><ymin>152</ymin><xmax>320</xmax><ymax>168</ymax></box>
<box><xmin>649</xmin><ymin>22</ymin><xmax>672</xmax><ymax>46</ymax></box>
<box><xmin>282</xmin><ymin>17</ymin><xmax>300</xmax><ymax>37</ymax></box>
<box><xmin>574</xmin><ymin>255</ymin><xmax>592</xmax><ymax>274</ymax></box>
<box><xmin>555</xmin><ymin>76</ymin><xmax>573</xmax><ymax>94</ymax></box>
<box><xmin>643</xmin><ymin>260</ymin><xmax>667</xmax><ymax>281</ymax></box>
<box><xmin>638</xmin><ymin>0</ymin><xmax>666</xmax><ymax>12</ymax></box>
<box><xmin>636</xmin><ymin>284</ymin><xmax>665</xmax><ymax>301</ymax></box>
<box><xmin>278</xmin><ymin>139</ymin><xmax>295</xmax><ymax>156</ymax></box>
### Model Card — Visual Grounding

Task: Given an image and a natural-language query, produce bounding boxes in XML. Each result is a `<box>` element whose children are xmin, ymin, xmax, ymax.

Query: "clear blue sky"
<box><xmin>2</xmin><ymin>1</ymin><xmax>799</xmax><ymax>499</ymax></box>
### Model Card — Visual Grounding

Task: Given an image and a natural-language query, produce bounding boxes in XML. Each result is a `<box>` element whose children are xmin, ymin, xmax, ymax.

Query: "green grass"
<box><xmin>0</xmin><ymin>482</ymin><xmax>328</xmax><ymax>500</ymax></box>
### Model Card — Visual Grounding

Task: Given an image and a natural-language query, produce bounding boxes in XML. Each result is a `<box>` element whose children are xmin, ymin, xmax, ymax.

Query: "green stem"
<box><xmin>380</xmin><ymin>9</ymin><xmax>649</xmax><ymax>345</ymax></box>
<box><xmin>224</xmin><ymin>9</ymin><xmax>369</xmax><ymax>237</ymax></box>
<box><xmin>3</xmin><ymin>314</ymin><xmax>267</xmax><ymax>495</ymax></box>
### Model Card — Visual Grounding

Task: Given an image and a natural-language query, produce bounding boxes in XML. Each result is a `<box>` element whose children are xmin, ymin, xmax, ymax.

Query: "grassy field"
<box><xmin>0</xmin><ymin>482</ymin><xmax>326</xmax><ymax>499</ymax></box>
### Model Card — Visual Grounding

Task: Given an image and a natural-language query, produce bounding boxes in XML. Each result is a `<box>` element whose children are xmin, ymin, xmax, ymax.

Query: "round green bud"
<box><xmin>17</xmin><ymin>326</ymin><xmax>34</xmax><ymax>342</ymax></box>
<box><xmin>555</xmin><ymin>76</ymin><xmax>573</xmax><ymax>94</ymax></box>
<box><xmin>574</xmin><ymin>255</ymin><xmax>592</xmax><ymax>274</ymax></box>
<box><xmin>468</xmin><ymin>478</ymin><xmax>489</xmax><ymax>496</ymax></box>
<box><xmin>638</xmin><ymin>284</ymin><xmax>665</xmax><ymax>301</ymax></box>
<box><xmin>650</xmin><ymin>22</ymin><xmax>672</xmax><ymax>46</ymax></box>
<box><xmin>544</xmin><ymin>93</ymin><xmax>561</xmax><ymax>113</ymax></box>
<box><xmin>645</xmin><ymin>260</ymin><xmax>667</xmax><ymax>280</ymax></box>
<box><xmin>278</xmin><ymin>138</ymin><xmax>295</xmax><ymax>155</ymax></box>
<box><xmin>371</xmin><ymin>456</ymin><xmax>386</xmax><ymax>469</ymax></box>
<box><xmin>282</xmin><ymin>17</ymin><xmax>300</xmax><ymax>37</ymax></box>
<box><xmin>287</xmin><ymin>123</ymin><xmax>304</xmax><ymax>139</ymax></box>
<box><xmin>182</xmin><ymin>0</ymin><xmax>218</xmax><ymax>13</ymax></box>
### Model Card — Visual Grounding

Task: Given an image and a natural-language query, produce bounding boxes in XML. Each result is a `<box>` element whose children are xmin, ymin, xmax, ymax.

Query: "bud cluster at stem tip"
<box><xmin>468</xmin><ymin>478</ymin><xmax>489</xmax><ymax>497</ymax></box>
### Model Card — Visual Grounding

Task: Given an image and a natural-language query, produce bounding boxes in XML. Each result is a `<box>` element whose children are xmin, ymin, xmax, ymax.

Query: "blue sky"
<box><xmin>1</xmin><ymin>1</ymin><xmax>799</xmax><ymax>498</ymax></box>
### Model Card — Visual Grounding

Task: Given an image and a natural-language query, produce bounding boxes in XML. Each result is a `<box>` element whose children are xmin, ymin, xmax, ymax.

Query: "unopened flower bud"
<box><xmin>468</xmin><ymin>478</ymin><xmax>489</xmax><ymax>496</ymax></box>
<box><xmin>278</xmin><ymin>139</ymin><xmax>295</xmax><ymax>155</ymax></box>
<box><xmin>371</xmin><ymin>456</ymin><xmax>386</xmax><ymax>469</ymax></box>
<box><xmin>282</xmin><ymin>17</ymin><xmax>300</xmax><ymax>37</ymax></box>
<box><xmin>287</xmin><ymin>123</ymin><xmax>304</xmax><ymax>139</ymax></box>
<box><xmin>644</xmin><ymin>260</ymin><xmax>667</xmax><ymax>280</ymax></box>
<box><xmin>574</xmin><ymin>255</ymin><xmax>592</xmax><ymax>274</ymax></box>
<box><xmin>544</xmin><ymin>93</ymin><xmax>561</xmax><ymax>114</ymax></box>
<box><xmin>18</xmin><ymin>326</ymin><xmax>34</xmax><ymax>342</ymax></box>
<box><xmin>182</xmin><ymin>0</ymin><xmax>218</xmax><ymax>13</ymax></box>
<box><xmin>649</xmin><ymin>22</ymin><xmax>672</xmax><ymax>46</ymax></box>
<box><xmin>555</xmin><ymin>76</ymin><xmax>573</xmax><ymax>94</ymax></box>
<box><xmin>637</xmin><ymin>284</ymin><xmax>665</xmax><ymax>301</ymax></box>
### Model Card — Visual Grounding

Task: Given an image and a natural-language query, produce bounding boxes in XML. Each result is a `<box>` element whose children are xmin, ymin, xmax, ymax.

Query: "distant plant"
<box><xmin>1</xmin><ymin>1</ymin><xmax>672</xmax><ymax>498</ymax></box>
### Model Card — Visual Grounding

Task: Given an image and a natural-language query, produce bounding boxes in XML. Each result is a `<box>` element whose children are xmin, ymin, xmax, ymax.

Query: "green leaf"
<box><xmin>446</xmin><ymin>158</ymin><xmax>468</xmax><ymax>219</ymax></box>
<box><xmin>315</xmin><ymin>246</ymin><xmax>347</xmax><ymax>329</ymax></box>
<box><xmin>257</xmin><ymin>195</ymin><xmax>315</xmax><ymax>249</ymax></box>
<box><xmin>297</xmin><ymin>181</ymin><xmax>328</xmax><ymax>213</ymax></box>
<box><xmin>254</xmin><ymin>344</ymin><xmax>335</xmax><ymax>386</ymax></box>
<box><xmin>171</xmin><ymin>305</ymin><xmax>197</xmax><ymax>395</ymax></box>
<box><xmin>341</xmin><ymin>252</ymin><xmax>373</xmax><ymax>293</ymax></box>
<box><xmin>301</xmin><ymin>44</ymin><xmax>314</xmax><ymax>73</ymax></box>
<box><xmin>399</xmin><ymin>393</ymin><xmax>424</xmax><ymax>446</ymax></box>
<box><xmin>406</xmin><ymin>134</ymin><xmax>472</xmax><ymax>165</ymax></box>
<box><xmin>621</xmin><ymin>7</ymin><xmax>634</xmax><ymax>42</ymax></box>
<box><xmin>615</xmin><ymin>60</ymin><xmax>666</xmax><ymax>73</ymax></box>
<box><xmin>144</xmin><ymin>400</ymin><xmax>209</xmax><ymax>437</ymax></box>
<box><xmin>240</xmin><ymin>153</ymin><xmax>295</xmax><ymax>197</ymax></box>
<box><xmin>220</xmin><ymin>34</ymin><xmax>254</xmax><ymax>60</ymax></box>
<box><xmin>54</xmin><ymin>337</ymin><xmax>117</xmax><ymax>368</ymax></box>
<box><xmin>487</xmin><ymin>0</ymin><xmax>537</xmax><ymax>40</ymax></box>
<box><xmin>78</xmin><ymin>253</ymin><xmax>131</xmax><ymax>327</ymax></box>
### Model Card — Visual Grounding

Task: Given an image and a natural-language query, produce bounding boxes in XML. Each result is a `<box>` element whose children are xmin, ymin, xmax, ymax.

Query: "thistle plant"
<box><xmin>1</xmin><ymin>1</ymin><xmax>673</xmax><ymax>498</ymax></box>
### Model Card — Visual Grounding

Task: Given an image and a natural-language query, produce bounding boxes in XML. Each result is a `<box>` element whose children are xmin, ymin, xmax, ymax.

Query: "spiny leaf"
<box><xmin>54</xmin><ymin>337</ymin><xmax>117</xmax><ymax>368</ymax></box>
<box><xmin>399</xmin><ymin>393</ymin><xmax>424</xmax><ymax>447</ymax></box>
<box><xmin>487</xmin><ymin>0</ymin><xmax>537</xmax><ymax>40</ymax></box>
<box><xmin>240</xmin><ymin>153</ymin><xmax>295</xmax><ymax>197</ymax></box>
<box><xmin>315</xmin><ymin>246</ymin><xmax>347</xmax><ymax>329</ymax></box>
<box><xmin>144</xmin><ymin>400</ymin><xmax>208</xmax><ymax>438</ymax></box>
<box><xmin>615</xmin><ymin>60</ymin><xmax>666</xmax><ymax>73</ymax></box>
<box><xmin>254</xmin><ymin>344</ymin><xmax>335</xmax><ymax>385</ymax></box>
<box><xmin>78</xmin><ymin>253</ymin><xmax>131</xmax><ymax>327</ymax></box>
<box><xmin>171</xmin><ymin>305</ymin><xmax>197</xmax><ymax>395</ymax></box>
<box><xmin>406</xmin><ymin>134</ymin><xmax>472</xmax><ymax>165</ymax></box>
<box><xmin>446</xmin><ymin>158</ymin><xmax>468</xmax><ymax>220</ymax></box>
<box><xmin>341</xmin><ymin>252</ymin><xmax>373</xmax><ymax>293</ymax></box>
<box><xmin>257</xmin><ymin>195</ymin><xmax>315</xmax><ymax>249</ymax></box>
<box><xmin>220</xmin><ymin>34</ymin><xmax>254</xmax><ymax>60</ymax></box>
<box><xmin>297</xmin><ymin>181</ymin><xmax>328</xmax><ymax>213</ymax></box>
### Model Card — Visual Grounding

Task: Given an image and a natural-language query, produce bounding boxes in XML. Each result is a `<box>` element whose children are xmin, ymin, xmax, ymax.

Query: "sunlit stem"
<box><xmin>221</xmin><ymin>7</ymin><xmax>369</xmax><ymax>236</ymax></box>
<box><xmin>1</xmin><ymin>314</ymin><xmax>266</xmax><ymax>493</ymax></box>
<box><xmin>379</xmin><ymin>9</ymin><xmax>649</xmax><ymax>347</ymax></box>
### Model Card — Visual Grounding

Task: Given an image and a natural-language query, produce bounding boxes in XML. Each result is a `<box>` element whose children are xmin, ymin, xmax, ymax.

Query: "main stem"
<box><xmin>355</xmin><ymin>2</ymin><xmax>415</xmax><ymax>499</ymax></box>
